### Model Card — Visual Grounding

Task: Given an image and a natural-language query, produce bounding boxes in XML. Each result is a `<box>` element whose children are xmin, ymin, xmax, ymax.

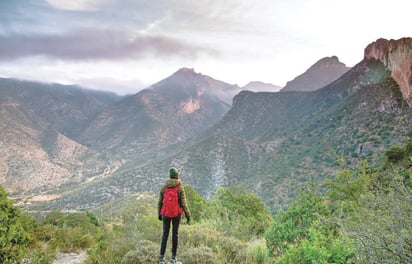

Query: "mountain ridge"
<box><xmin>28</xmin><ymin>38</ymin><xmax>412</xmax><ymax>211</ymax></box>
<box><xmin>2</xmin><ymin>37</ymin><xmax>411</xmax><ymax>212</ymax></box>
<box><xmin>78</xmin><ymin>68</ymin><xmax>240</xmax><ymax>162</ymax></box>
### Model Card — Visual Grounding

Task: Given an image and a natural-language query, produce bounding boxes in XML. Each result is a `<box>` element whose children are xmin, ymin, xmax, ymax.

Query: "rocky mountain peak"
<box><xmin>151</xmin><ymin>67</ymin><xmax>240</xmax><ymax>106</ymax></box>
<box><xmin>364</xmin><ymin>37</ymin><xmax>412</xmax><ymax>104</ymax></box>
<box><xmin>281</xmin><ymin>56</ymin><xmax>350</xmax><ymax>92</ymax></box>
<box><xmin>176</xmin><ymin>67</ymin><xmax>196</xmax><ymax>74</ymax></box>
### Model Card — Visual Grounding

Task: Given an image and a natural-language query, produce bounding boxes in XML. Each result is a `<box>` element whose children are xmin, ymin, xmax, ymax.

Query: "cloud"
<box><xmin>45</xmin><ymin>0</ymin><xmax>108</xmax><ymax>11</ymax></box>
<box><xmin>0</xmin><ymin>29</ymin><xmax>211</xmax><ymax>61</ymax></box>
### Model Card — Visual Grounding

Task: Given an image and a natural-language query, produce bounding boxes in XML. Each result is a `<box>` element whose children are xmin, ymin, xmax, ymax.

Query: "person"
<box><xmin>158</xmin><ymin>167</ymin><xmax>191</xmax><ymax>264</ymax></box>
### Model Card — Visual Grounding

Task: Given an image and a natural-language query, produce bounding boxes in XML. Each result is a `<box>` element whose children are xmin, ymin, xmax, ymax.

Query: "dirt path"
<box><xmin>52</xmin><ymin>252</ymin><xmax>87</xmax><ymax>264</ymax></box>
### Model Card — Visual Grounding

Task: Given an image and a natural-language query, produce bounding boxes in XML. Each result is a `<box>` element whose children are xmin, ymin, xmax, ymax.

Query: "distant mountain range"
<box><xmin>242</xmin><ymin>81</ymin><xmax>282</xmax><ymax>92</ymax></box>
<box><xmin>1</xmin><ymin>37</ymin><xmax>411</xmax><ymax>212</ymax></box>
<box><xmin>78</xmin><ymin>67</ymin><xmax>240</xmax><ymax>162</ymax></box>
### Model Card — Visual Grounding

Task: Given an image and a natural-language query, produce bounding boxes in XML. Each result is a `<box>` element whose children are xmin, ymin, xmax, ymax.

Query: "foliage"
<box><xmin>120</xmin><ymin>240</ymin><xmax>158</xmax><ymax>264</ymax></box>
<box><xmin>338</xmin><ymin>170</ymin><xmax>412</xmax><ymax>263</ymax></box>
<box><xmin>385</xmin><ymin>144</ymin><xmax>406</xmax><ymax>162</ymax></box>
<box><xmin>43</xmin><ymin>210</ymin><xmax>65</xmax><ymax>227</ymax></box>
<box><xmin>205</xmin><ymin>185</ymin><xmax>272</xmax><ymax>240</ymax></box>
<box><xmin>265</xmin><ymin>139</ymin><xmax>412</xmax><ymax>263</ymax></box>
<box><xmin>265</xmin><ymin>184</ymin><xmax>330</xmax><ymax>256</ymax></box>
<box><xmin>247</xmin><ymin>239</ymin><xmax>270</xmax><ymax>264</ymax></box>
<box><xmin>179</xmin><ymin>246</ymin><xmax>219</xmax><ymax>264</ymax></box>
<box><xmin>86</xmin><ymin>224</ymin><xmax>135</xmax><ymax>264</ymax></box>
<box><xmin>184</xmin><ymin>185</ymin><xmax>207</xmax><ymax>222</ymax></box>
<box><xmin>274</xmin><ymin>221</ymin><xmax>355</xmax><ymax>264</ymax></box>
<box><xmin>325</xmin><ymin>161</ymin><xmax>374</xmax><ymax>214</ymax></box>
<box><xmin>0</xmin><ymin>186</ymin><xmax>30</xmax><ymax>263</ymax></box>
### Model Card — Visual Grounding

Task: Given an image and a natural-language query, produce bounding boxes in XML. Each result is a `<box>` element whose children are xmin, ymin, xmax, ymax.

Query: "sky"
<box><xmin>0</xmin><ymin>0</ymin><xmax>411</xmax><ymax>95</ymax></box>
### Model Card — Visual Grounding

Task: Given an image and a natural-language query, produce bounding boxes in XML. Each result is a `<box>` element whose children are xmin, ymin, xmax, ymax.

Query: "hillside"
<box><xmin>0</xmin><ymin>78</ymin><xmax>122</xmax><ymax>195</ymax></box>
<box><xmin>78</xmin><ymin>68</ymin><xmax>240</xmax><ymax>162</ymax></box>
<box><xmin>27</xmin><ymin>38</ymin><xmax>412</xmax><ymax>211</ymax></box>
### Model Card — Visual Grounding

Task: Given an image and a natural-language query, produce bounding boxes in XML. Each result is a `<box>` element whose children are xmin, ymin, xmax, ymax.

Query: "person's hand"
<box><xmin>158</xmin><ymin>215</ymin><xmax>162</xmax><ymax>221</ymax></box>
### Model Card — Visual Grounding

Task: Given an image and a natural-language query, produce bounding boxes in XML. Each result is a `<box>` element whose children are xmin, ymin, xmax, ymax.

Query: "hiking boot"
<box><xmin>170</xmin><ymin>256</ymin><xmax>177</xmax><ymax>263</ymax></box>
<box><xmin>159</xmin><ymin>256</ymin><xmax>165</xmax><ymax>264</ymax></box>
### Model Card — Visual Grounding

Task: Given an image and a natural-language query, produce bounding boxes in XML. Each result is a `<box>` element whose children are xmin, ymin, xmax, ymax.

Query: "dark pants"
<box><xmin>160</xmin><ymin>215</ymin><xmax>181</xmax><ymax>258</ymax></box>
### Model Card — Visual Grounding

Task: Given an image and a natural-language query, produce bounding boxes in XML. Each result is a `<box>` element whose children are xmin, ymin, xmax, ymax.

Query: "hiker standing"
<box><xmin>158</xmin><ymin>167</ymin><xmax>191</xmax><ymax>264</ymax></box>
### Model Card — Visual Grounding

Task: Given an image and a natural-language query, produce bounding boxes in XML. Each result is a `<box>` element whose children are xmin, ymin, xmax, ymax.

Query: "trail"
<box><xmin>52</xmin><ymin>252</ymin><xmax>87</xmax><ymax>264</ymax></box>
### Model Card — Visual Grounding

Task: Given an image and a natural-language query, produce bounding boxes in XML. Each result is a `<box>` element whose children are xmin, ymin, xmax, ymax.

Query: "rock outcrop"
<box><xmin>364</xmin><ymin>37</ymin><xmax>412</xmax><ymax>104</ymax></box>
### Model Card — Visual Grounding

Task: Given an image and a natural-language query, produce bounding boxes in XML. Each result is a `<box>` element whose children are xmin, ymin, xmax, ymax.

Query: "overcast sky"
<box><xmin>0</xmin><ymin>0</ymin><xmax>411</xmax><ymax>95</ymax></box>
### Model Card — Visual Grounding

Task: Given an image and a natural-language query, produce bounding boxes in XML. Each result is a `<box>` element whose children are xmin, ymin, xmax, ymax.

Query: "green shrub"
<box><xmin>247</xmin><ymin>239</ymin><xmax>270</xmax><ymax>264</ymax></box>
<box><xmin>121</xmin><ymin>240</ymin><xmax>158</xmax><ymax>264</ymax></box>
<box><xmin>86</xmin><ymin>225</ymin><xmax>135</xmax><ymax>264</ymax></box>
<box><xmin>385</xmin><ymin>145</ymin><xmax>405</xmax><ymax>162</ymax></box>
<box><xmin>43</xmin><ymin>211</ymin><xmax>65</xmax><ymax>227</ymax></box>
<box><xmin>274</xmin><ymin>221</ymin><xmax>355</xmax><ymax>264</ymax></box>
<box><xmin>179</xmin><ymin>224</ymin><xmax>220</xmax><ymax>248</ymax></box>
<box><xmin>265</xmin><ymin>185</ymin><xmax>329</xmax><ymax>257</ymax></box>
<box><xmin>180</xmin><ymin>246</ymin><xmax>218</xmax><ymax>264</ymax></box>
<box><xmin>216</xmin><ymin>235</ymin><xmax>248</xmax><ymax>263</ymax></box>
<box><xmin>338</xmin><ymin>171</ymin><xmax>412</xmax><ymax>264</ymax></box>
<box><xmin>184</xmin><ymin>185</ymin><xmax>207</xmax><ymax>223</ymax></box>
<box><xmin>204</xmin><ymin>185</ymin><xmax>272</xmax><ymax>240</ymax></box>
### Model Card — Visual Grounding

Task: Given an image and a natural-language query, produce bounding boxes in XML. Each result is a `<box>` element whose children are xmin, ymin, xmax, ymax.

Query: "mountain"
<box><xmin>78</xmin><ymin>68</ymin><xmax>241</xmax><ymax>161</ymax></box>
<box><xmin>281</xmin><ymin>56</ymin><xmax>350</xmax><ymax>92</ymax></box>
<box><xmin>0</xmin><ymin>78</ymin><xmax>122</xmax><ymax>195</ymax></box>
<box><xmin>29</xmin><ymin>38</ymin><xmax>412</xmax><ymax>211</ymax></box>
<box><xmin>242</xmin><ymin>81</ymin><xmax>282</xmax><ymax>92</ymax></box>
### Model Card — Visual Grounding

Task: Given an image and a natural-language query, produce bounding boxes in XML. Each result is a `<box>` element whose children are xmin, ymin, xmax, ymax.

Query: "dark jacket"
<box><xmin>158</xmin><ymin>178</ymin><xmax>191</xmax><ymax>218</ymax></box>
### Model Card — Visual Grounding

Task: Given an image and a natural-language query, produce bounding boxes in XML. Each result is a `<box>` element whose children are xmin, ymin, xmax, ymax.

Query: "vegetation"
<box><xmin>1</xmin><ymin>139</ymin><xmax>411</xmax><ymax>263</ymax></box>
<box><xmin>266</xmin><ymin>138</ymin><xmax>412</xmax><ymax>263</ymax></box>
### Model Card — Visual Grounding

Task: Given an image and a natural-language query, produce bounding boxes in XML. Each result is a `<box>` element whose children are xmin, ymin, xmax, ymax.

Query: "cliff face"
<box><xmin>365</xmin><ymin>38</ymin><xmax>412</xmax><ymax>104</ymax></box>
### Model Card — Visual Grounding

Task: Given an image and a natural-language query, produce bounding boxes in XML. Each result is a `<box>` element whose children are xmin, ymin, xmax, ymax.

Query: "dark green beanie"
<box><xmin>169</xmin><ymin>167</ymin><xmax>179</xmax><ymax>178</ymax></box>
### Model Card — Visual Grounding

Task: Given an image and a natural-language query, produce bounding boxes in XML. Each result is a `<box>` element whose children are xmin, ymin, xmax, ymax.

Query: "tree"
<box><xmin>0</xmin><ymin>186</ymin><xmax>30</xmax><ymax>263</ymax></box>
<box><xmin>207</xmin><ymin>185</ymin><xmax>272</xmax><ymax>239</ymax></box>
<box><xmin>265</xmin><ymin>185</ymin><xmax>329</xmax><ymax>257</ymax></box>
<box><xmin>184</xmin><ymin>185</ymin><xmax>206</xmax><ymax>223</ymax></box>
<box><xmin>338</xmin><ymin>169</ymin><xmax>412</xmax><ymax>263</ymax></box>
<box><xmin>265</xmin><ymin>184</ymin><xmax>355</xmax><ymax>263</ymax></box>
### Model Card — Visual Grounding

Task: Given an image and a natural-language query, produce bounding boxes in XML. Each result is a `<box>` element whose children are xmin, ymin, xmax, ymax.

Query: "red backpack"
<box><xmin>160</xmin><ymin>184</ymin><xmax>183</xmax><ymax>218</ymax></box>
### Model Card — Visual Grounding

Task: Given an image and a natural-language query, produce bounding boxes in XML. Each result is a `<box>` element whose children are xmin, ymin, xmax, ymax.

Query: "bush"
<box><xmin>121</xmin><ymin>240</ymin><xmax>158</xmax><ymax>264</ymax></box>
<box><xmin>180</xmin><ymin>246</ymin><xmax>218</xmax><ymax>264</ymax></box>
<box><xmin>274</xmin><ymin>221</ymin><xmax>355</xmax><ymax>264</ymax></box>
<box><xmin>184</xmin><ymin>185</ymin><xmax>207</xmax><ymax>223</ymax></box>
<box><xmin>247</xmin><ymin>239</ymin><xmax>270</xmax><ymax>264</ymax></box>
<box><xmin>179</xmin><ymin>223</ymin><xmax>248</xmax><ymax>263</ymax></box>
<box><xmin>204</xmin><ymin>185</ymin><xmax>272</xmax><ymax>240</ymax></box>
<box><xmin>385</xmin><ymin>145</ymin><xmax>405</xmax><ymax>162</ymax></box>
<box><xmin>338</xmin><ymin>171</ymin><xmax>412</xmax><ymax>264</ymax></box>
<box><xmin>179</xmin><ymin>224</ymin><xmax>220</xmax><ymax>248</ymax></box>
<box><xmin>265</xmin><ymin>185</ymin><xmax>329</xmax><ymax>257</ymax></box>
